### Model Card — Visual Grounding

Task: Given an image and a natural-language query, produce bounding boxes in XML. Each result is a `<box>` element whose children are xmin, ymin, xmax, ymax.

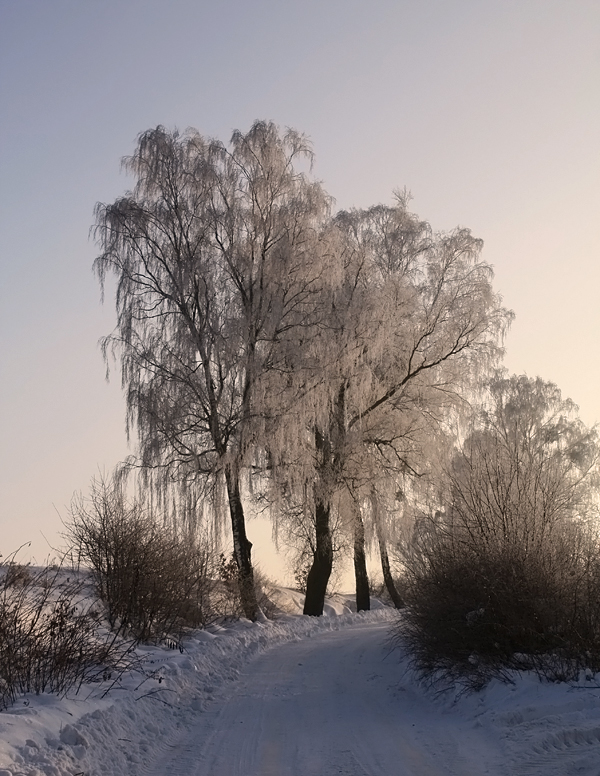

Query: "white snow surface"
<box><xmin>1</xmin><ymin>588</ymin><xmax>600</xmax><ymax>775</ymax></box>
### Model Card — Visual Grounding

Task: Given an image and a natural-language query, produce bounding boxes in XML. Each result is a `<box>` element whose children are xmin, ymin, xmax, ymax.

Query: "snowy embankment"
<box><xmin>0</xmin><ymin>590</ymin><xmax>389</xmax><ymax>776</ymax></box>
<box><xmin>2</xmin><ymin>589</ymin><xmax>600</xmax><ymax>776</ymax></box>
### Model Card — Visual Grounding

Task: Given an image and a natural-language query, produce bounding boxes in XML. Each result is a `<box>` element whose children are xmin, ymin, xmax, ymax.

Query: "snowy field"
<box><xmin>1</xmin><ymin>588</ymin><xmax>600</xmax><ymax>776</ymax></box>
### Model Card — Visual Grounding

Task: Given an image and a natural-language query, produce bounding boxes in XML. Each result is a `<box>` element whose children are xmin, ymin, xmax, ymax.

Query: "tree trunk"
<box><xmin>377</xmin><ymin>528</ymin><xmax>404</xmax><ymax>609</ymax></box>
<box><xmin>303</xmin><ymin>496</ymin><xmax>334</xmax><ymax>616</ymax></box>
<box><xmin>353</xmin><ymin>505</ymin><xmax>370</xmax><ymax>612</ymax></box>
<box><xmin>224</xmin><ymin>465</ymin><xmax>258</xmax><ymax>621</ymax></box>
<box><xmin>371</xmin><ymin>489</ymin><xmax>404</xmax><ymax>609</ymax></box>
<box><xmin>304</xmin><ymin>386</ymin><xmax>346</xmax><ymax>617</ymax></box>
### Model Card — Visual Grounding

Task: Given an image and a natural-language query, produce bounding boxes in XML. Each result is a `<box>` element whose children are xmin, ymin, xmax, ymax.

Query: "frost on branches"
<box><xmin>94</xmin><ymin>121</ymin><xmax>511</xmax><ymax>618</ymax></box>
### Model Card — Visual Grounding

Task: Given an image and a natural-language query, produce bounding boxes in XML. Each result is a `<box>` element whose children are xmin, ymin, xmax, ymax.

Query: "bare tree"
<box><xmin>93</xmin><ymin>121</ymin><xmax>330</xmax><ymax>620</ymax></box>
<box><xmin>275</xmin><ymin>196</ymin><xmax>512</xmax><ymax>615</ymax></box>
<box><xmin>93</xmin><ymin>123</ymin><xmax>510</xmax><ymax>620</ymax></box>
<box><xmin>445</xmin><ymin>373</ymin><xmax>600</xmax><ymax>549</ymax></box>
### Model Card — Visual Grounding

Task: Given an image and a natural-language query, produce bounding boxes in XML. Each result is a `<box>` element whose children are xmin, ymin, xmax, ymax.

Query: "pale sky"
<box><xmin>1</xmin><ymin>0</ymin><xmax>599</xmax><ymax>577</ymax></box>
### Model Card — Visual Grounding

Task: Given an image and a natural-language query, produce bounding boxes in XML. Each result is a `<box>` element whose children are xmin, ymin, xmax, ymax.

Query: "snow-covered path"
<box><xmin>4</xmin><ymin>598</ymin><xmax>600</xmax><ymax>775</ymax></box>
<box><xmin>145</xmin><ymin>620</ymin><xmax>501</xmax><ymax>776</ymax></box>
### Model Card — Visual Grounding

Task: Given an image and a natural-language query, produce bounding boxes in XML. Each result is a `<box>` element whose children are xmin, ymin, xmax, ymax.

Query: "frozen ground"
<box><xmin>1</xmin><ymin>589</ymin><xmax>600</xmax><ymax>775</ymax></box>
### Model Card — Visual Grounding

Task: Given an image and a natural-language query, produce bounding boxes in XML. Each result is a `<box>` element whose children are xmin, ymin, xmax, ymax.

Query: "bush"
<box><xmin>211</xmin><ymin>553</ymin><xmax>280</xmax><ymax>620</ymax></box>
<box><xmin>0</xmin><ymin>558</ymin><xmax>129</xmax><ymax>710</ymax></box>
<box><xmin>397</xmin><ymin>527</ymin><xmax>600</xmax><ymax>690</ymax></box>
<box><xmin>394</xmin><ymin>375</ymin><xmax>600</xmax><ymax>690</ymax></box>
<box><xmin>66</xmin><ymin>477</ymin><xmax>217</xmax><ymax>643</ymax></box>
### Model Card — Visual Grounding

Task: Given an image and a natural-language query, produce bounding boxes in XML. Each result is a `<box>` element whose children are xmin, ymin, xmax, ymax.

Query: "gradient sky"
<box><xmin>1</xmin><ymin>0</ymin><xmax>599</xmax><ymax>579</ymax></box>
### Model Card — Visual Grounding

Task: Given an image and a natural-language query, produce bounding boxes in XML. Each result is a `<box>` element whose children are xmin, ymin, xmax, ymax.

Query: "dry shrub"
<box><xmin>3</xmin><ymin>562</ymin><xmax>33</xmax><ymax>588</ymax></box>
<box><xmin>397</xmin><ymin>525</ymin><xmax>600</xmax><ymax>690</ymax></box>
<box><xmin>292</xmin><ymin>553</ymin><xmax>313</xmax><ymax>595</ymax></box>
<box><xmin>394</xmin><ymin>375</ymin><xmax>600</xmax><ymax>689</ymax></box>
<box><xmin>0</xmin><ymin>559</ymin><xmax>130</xmax><ymax>710</ymax></box>
<box><xmin>65</xmin><ymin>477</ymin><xmax>217</xmax><ymax>643</ymax></box>
<box><xmin>210</xmin><ymin>553</ymin><xmax>245</xmax><ymax>619</ymax></box>
<box><xmin>211</xmin><ymin>553</ymin><xmax>280</xmax><ymax>620</ymax></box>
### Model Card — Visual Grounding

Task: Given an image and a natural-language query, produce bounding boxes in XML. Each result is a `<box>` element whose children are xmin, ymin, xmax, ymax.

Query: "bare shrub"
<box><xmin>393</xmin><ymin>375</ymin><xmax>600</xmax><ymax>689</ymax></box>
<box><xmin>0</xmin><ymin>559</ymin><xmax>130</xmax><ymax>710</ymax></box>
<box><xmin>291</xmin><ymin>552</ymin><xmax>313</xmax><ymax>595</ymax></box>
<box><xmin>210</xmin><ymin>552</ymin><xmax>245</xmax><ymax>619</ymax></box>
<box><xmin>65</xmin><ymin>476</ymin><xmax>217</xmax><ymax>642</ymax></box>
<box><xmin>3</xmin><ymin>562</ymin><xmax>33</xmax><ymax>588</ymax></box>
<box><xmin>210</xmin><ymin>553</ymin><xmax>280</xmax><ymax>620</ymax></box>
<box><xmin>398</xmin><ymin>527</ymin><xmax>600</xmax><ymax>690</ymax></box>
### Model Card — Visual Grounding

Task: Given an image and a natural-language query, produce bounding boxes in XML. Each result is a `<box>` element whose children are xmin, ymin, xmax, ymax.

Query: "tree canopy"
<box><xmin>94</xmin><ymin>121</ymin><xmax>512</xmax><ymax>617</ymax></box>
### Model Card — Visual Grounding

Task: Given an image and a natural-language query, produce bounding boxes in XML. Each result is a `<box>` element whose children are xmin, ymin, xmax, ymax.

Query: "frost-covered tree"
<box><xmin>93</xmin><ymin>120</ymin><xmax>512</xmax><ymax>619</ymax></box>
<box><xmin>398</xmin><ymin>374</ymin><xmax>600</xmax><ymax>685</ymax></box>
<box><xmin>445</xmin><ymin>373</ymin><xmax>600</xmax><ymax>548</ymax></box>
<box><xmin>93</xmin><ymin>121</ymin><xmax>330</xmax><ymax>620</ymax></box>
<box><xmin>269</xmin><ymin>197</ymin><xmax>511</xmax><ymax>615</ymax></box>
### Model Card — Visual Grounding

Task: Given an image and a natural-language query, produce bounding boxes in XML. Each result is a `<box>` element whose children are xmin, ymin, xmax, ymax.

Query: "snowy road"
<box><xmin>145</xmin><ymin>620</ymin><xmax>502</xmax><ymax>776</ymax></box>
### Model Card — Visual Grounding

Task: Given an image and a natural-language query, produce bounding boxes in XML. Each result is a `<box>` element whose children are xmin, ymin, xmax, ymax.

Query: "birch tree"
<box><xmin>272</xmin><ymin>196</ymin><xmax>511</xmax><ymax>615</ymax></box>
<box><xmin>93</xmin><ymin>121</ymin><xmax>330</xmax><ymax>620</ymax></box>
<box><xmin>446</xmin><ymin>373</ymin><xmax>600</xmax><ymax>549</ymax></box>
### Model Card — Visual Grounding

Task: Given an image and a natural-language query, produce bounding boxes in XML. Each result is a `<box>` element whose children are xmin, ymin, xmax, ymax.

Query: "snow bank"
<box><xmin>0</xmin><ymin>588</ymin><xmax>392</xmax><ymax>776</ymax></box>
<box><xmin>395</xmin><ymin>635</ymin><xmax>600</xmax><ymax>775</ymax></box>
<box><xmin>448</xmin><ymin>669</ymin><xmax>600</xmax><ymax>774</ymax></box>
<box><xmin>3</xmin><ymin>587</ymin><xmax>600</xmax><ymax>776</ymax></box>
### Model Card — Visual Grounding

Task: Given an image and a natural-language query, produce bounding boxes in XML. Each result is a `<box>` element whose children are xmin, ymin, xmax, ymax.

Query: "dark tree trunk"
<box><xmin>303</xmin><ymin>496</ymin><xmax>334</xmax><ymax>616</ymax></box>
<box><xmin>371</xmin><ymin>489</ymin><xmax>404</xmax><ymax>609</ymax></box>
<box><xmin>353</xmin><ymin>505</ymin><xmax>370</xmax><ymax>612</ymax></box>
<box><xmin>377</xmin><ymin>527</ymin><xmax>404</xmax><ymax>609</ymax></box>
<box><xmin>304</xmin><ymin>386</ymin><xmax>346</xmax><ymax>617</ymax></box>
<box><xmin>224</xmin><ymin>465</ymin><xmax>258</xmax><ymax>621</ymax></box>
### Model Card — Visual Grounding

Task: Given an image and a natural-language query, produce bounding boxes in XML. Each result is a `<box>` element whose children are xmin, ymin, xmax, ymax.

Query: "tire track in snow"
<box><xmin>145</xmin><ymin>621</ymin><xmax>503</xmax><ymax>776</ymax></box>
<box><xmin>512</xmin><ymin>726</ymin><xmax>600</xmax><ymax>775</ymax></box>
